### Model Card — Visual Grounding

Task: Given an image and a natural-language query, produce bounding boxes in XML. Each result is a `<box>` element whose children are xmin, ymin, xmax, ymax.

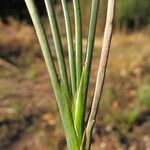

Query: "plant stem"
<box><xmin>25</xmin><ymin>0</ymin><xmax>79</xmax><ymax>149</ymax></box>
<box><xmin>74</xmin><ymin>0</ymin><xmax>100</xmax><ymax>144</ymax></box>
<box><xmin>74</xmin><ymin>67</ymin><xmax>86</xmax><ymax>142</ymax></box>
<box><xmin>44</xmin><ymin>0</ymin><xmax>70</xmax><ymax>96</ymax></box>
<box><xmin>61</xmin><ymin>0</ymin><xmax>76</xmax><ymax>97</ymax></box>
<box><xmin>85</xmin><ymin>0</ymin><xmax>116</xmax><ymax>149</ymax></box>
<box><xmin>84</xmin><ymin>0</ymin><xmax>100</xmax><ymax>88</ymax></box>
<box><xmin>73</xmin><ymin>0</ymin><xmax>82</xmax><ymax>89</ymax></box>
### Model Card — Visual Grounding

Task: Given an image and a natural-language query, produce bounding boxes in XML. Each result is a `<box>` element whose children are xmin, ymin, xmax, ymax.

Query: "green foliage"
<box><xmin>116</xmin><ymin>0</ymin><xmax>150</xmax><ymax>29</ymax></box>
<box><xmin>137</xmin><ymin>84</ymin><xmax>150</xmax><ymax>106</ymax></box>
<box><xmin>100</xmin><ymin>88</ymin><xmax>114</xmax><ymax>109</ymax></box>
<box><xmin>124</xmin><ymin>108</ymin><xmax>139</xmax><ymax>124</ymax></box>
<box><xmin>28</xmin><ymin>66</ymin><xmax>38</xmax><ymax>80</ymax></box>
<box><xmin>105</xmin><ymin>108</ymin><xmax>139</xmax><ymax>134</ymax></box>
<box><xmin>119</xmin><ymin>108</ymin><xmax>139</xmax><ymax>134</ymax></box>
<box><xmin>81</xmin><ymin>0</ymin><xmax>150</xmax><ymax>30</ymax></box>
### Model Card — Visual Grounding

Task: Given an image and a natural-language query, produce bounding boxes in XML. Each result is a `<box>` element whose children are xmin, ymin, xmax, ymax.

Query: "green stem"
<box><xmin>74</xmin><ymin>0</ymin><xmax>100</xmax><ymax>144</ymax></box>
<box><xmin>25</xmin><ymin>0</ymin><xmax>79</xmax><ymax>149</ymax></box>
<box><xmin>73</xmin><ymin>0</ymin><xmax>82</xmax><ymax>89</ymax></box>
<box><xmin>61</xmin><ymin>0</ymin><xmax>76</xmax><ymax>97</ymax></box>
<box><xmin>44</xmin><ymin>0</ymin><xmax>70</xmax><ymax>97</ymax></box>
<box><xmin>74</xmin><ymin>67</ymin><xmax>86</xmax><ymax>143</ymax></box>
<box><xmin>84</xmin><ymin>0</ymin><xmax>100</xmax><ymax>102</ymax></box>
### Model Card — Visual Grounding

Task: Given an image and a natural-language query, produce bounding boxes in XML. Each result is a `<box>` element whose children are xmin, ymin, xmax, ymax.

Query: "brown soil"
<box><xmin>0</xmin><ymin>19</ymin><xmax>150</xmax><ymax>150</ymax></box>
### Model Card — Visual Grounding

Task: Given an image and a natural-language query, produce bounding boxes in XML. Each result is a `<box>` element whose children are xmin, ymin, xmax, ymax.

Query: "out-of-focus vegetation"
<box><xmin>0</xmin><ymin>0</ymin><xmax>150</xmax><ymax>150</ymax></box>
<box><xmin>0</xmin><ymin>0</ymin><xmax>150</xmax><ymax>30</ymax></box>
<box><xmin>0</xmin><ymin>0</ymin><xmax>67</xmax><ymax>23</ymax></box>
<box><xmin>80</xmin><ymin>0</ymin><xmax>150</xmax><ymax>31</ymax></box>
<box><xmin>116</xmin><ymin>0</ymin><xmax>150</xmax><ymax>30</ymax></box>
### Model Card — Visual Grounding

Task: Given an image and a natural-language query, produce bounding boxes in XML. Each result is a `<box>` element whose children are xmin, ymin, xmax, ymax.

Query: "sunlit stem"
<box><xmin>85</xmin><ymin>0</ymin><xmax>116</xmax><ymax>149</ymax></box>
<box><xmin>44</xmin><ymin>0</ymin><xmax>70</xmax><ymax>97</ymax></box>
<box><xmin>74</xmin><ymin>0</ymin><xmax>100</xmax><ymax>144</ymax></box>
<box><xmin>25</xmin><ymin>0</ymin><xmax>79</xmax><ymax>149</ymax></box>
<box><xmin>61</xmin><ymin>0</ymin><xmax>76</xmax><ymax>97</ymax></box>
<box><xmin>73</xmin><ymin>0</ymin><xmax>82</xmax><ymax>89</ymax></box>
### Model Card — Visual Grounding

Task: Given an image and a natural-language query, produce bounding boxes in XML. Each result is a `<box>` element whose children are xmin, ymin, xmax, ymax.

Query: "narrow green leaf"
<box><xmin>74</xmin><ymin>67</ymin><xmax>86</xmax><ymax>143</ymax></box>
<box><xmin>74</xmin><ymin>0</ymin><xmax>100</xmax><ymax>145</ymax></box>
<box><xmin>84</xmin><ymin>0</ymin><xmax>100</xmax><ymax>102</ymax></box>
<box><xmin>59</xmin><ymin>84</ymin><xmax>80</xmax><ymax>150</ymax></box>
<box><xmin>61</xmin><ymin>0</ymin><xmax>76</xmax><ymax>97</ymax></box>
<box><xmin>44</xmin><ymin>0</ymin><xmax>70</xmax><ymax>97</ymax></box>
<box><xmin>73</xmin><ymin>0</ymin><xmax>82</xmax><ymax>88</ymax></box>
<box><xmin>25</xmin><ymin>1</ymin><xmax>79</xmax><ymax>149</ymax></box>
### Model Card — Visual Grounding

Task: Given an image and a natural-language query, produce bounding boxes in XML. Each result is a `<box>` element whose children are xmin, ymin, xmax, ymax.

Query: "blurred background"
<box><xmin>0</xmin><ymin>0</ymin><xmax>150</xmax><ymax>150</ymax></box>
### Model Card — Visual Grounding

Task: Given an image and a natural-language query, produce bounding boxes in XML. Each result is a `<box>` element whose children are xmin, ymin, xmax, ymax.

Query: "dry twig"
<box><xmin>84</xmin><ymin>0</ymin><xmax>116</xmax><ymax>149</ymax></box>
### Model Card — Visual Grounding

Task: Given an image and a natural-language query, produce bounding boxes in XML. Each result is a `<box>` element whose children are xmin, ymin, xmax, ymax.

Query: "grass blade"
<box><xmin>44</xmin><ymin>0</ymin><xmax>70</xmax><ymax>96</ymax></box>
<box><xmin>25</xmin><ymin>0</ymin><xmax>79</xmax><ymax>149</ymax></box>
<box><xmin>25</xmin><ymin>0</ymin><xmax>60</xmax><ymax>98</ymax></box>
<box><xmin>61</xmin><ymin>0</ymin><xmax>76</xmax><ymax>97</ymax></box>
<box><xmin>73</xmin><ymin>0</ymin><xmax>82</xmax><ymax>88</ymax></box>
<box><xmin>74</xmin><ymin>0</ymin><xmax>100</xmax><ymax>144</ymax></box>
<box><xmin>74</xmin><ymin>67</ymin><xmax>86</xmax><ymax>143</ymax></box>
<box><xmin>84</xmin><ymin>0</ymin><xmax>100</xmax><ymax>90</ymax></box>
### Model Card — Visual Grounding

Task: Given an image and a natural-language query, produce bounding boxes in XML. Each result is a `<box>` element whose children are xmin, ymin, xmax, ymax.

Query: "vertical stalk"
<box><xmin>73</xmin><ymin>0</ymin><xmax>82</xmax><ymax>88</ymax></box>
<box><xmin>25</xmin><ymin>0</ymin><xmax>79</xmax><ymax>149</ymax></box>
<box><xmin>74</xmin><ymin>0</ymin><xmax>100</xmax><ymax>144</ymax></box>
<box><xmin>74</xmin><ymin>67</ymin><xmax>86</xmax><ymax>142</ymax></box>
<box><xmin>44</xmin><ymin>0</ymin><xmax>70</xmax><ymax>96</ymax></box>
<box><xmin>61</xmin><ymin>0</ymin><xmax>76</xmax><ymax>97</ymax></box>
<box><xmin>85</xmin><ymin>0</ymin><xmax>116</xmax><ymax>149</ymax></box>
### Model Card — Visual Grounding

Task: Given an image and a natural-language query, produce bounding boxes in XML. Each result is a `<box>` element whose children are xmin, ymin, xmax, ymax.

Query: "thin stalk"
<box><xmin>61</xmin><ymin>0</ymin><xmax>76</xmax><ymax>97</ymax></box>
<box><xmin>44</xmin><ymin>0</ymin><xmax>70</xmax><ymax>96</ymax></box>
<box><xmin>74</xmin><ymin>67</ymin><xmax>86</xmax><ymax>142</ymax></box>
<box><xmin>85</xmin><ymin>0</ymin><xmax>116</xmax><ymax>149</ymax></box>
<box><xmin>74</xmin><ymin>0</ymin><xmax>100</xmax><ymax>144</ymax></box>
<box><xmin>25</xmin><ymin>0</ymin><xmax>79</xmax><ymax>149</ymax></box>
<box><xmin>73</xmin><ymin>0</ymin><xmax>82</xmax><ymax>88</ymax></box>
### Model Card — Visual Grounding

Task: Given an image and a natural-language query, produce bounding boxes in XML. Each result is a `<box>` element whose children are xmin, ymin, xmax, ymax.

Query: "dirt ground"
<box><xmin>0</xmin><ymin>19</ymin><xmax>150</xmax><ymax>150</ymax></box>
